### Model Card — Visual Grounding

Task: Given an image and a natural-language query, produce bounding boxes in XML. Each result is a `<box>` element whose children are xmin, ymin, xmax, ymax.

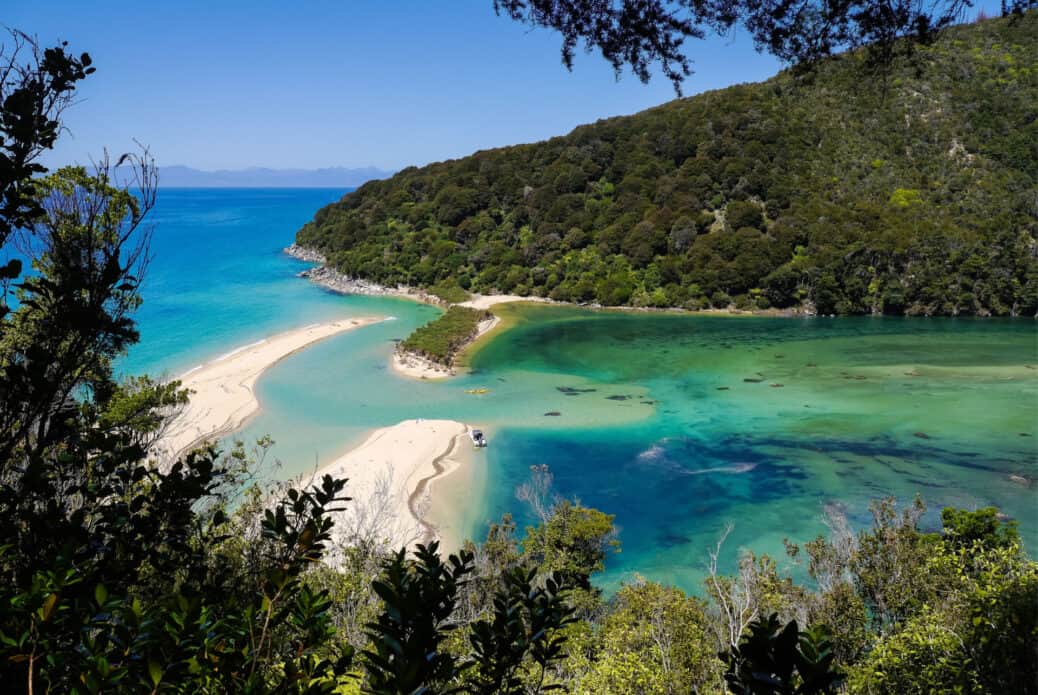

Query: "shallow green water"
<box><xmin>242</xmin><ymin>302</ymin><xmax>1037</xmax><ymax>592</ymax></box>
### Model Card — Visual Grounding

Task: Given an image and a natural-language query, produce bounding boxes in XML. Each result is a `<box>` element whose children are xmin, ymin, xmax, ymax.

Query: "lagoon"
<box><xmin>125</xmin><ymin>189</ymin><xmax>1038</xmax><ymax>593</ymax></box>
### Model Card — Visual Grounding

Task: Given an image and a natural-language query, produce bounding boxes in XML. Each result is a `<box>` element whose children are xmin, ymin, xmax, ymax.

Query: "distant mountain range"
<box><xmin>155</xmin><ymin>165</ymin><xmax>393</xmax><ymax>188</ymax></box>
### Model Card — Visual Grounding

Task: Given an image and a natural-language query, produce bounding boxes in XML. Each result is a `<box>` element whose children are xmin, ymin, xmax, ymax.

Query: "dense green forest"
<box><xmin>298</xmin><ymin>14</ymin><xmax>1038</xmax><ymax>316</ymax></box>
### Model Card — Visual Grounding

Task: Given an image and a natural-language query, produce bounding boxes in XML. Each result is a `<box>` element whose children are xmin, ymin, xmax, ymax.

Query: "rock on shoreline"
<box><xmin>284</xmin><ymin>244</ymin><xmax>418</xmax><ymax>298</ymax></box>
<box><xmin>284</xmin><ymin>243</ymin><xmax>327</xmax><ymax>264</ymax></box>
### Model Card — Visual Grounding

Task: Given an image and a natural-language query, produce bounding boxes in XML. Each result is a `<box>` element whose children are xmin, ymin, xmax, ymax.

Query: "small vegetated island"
<box><xmin>295</xmin><ymin>14</ymin><xmax>1037</xmax><ymax>318</ymax></box>
<box><xmin>399</xmin><ymin>304</ymin><xmax>491</xmax><ymax>369</ymax></box>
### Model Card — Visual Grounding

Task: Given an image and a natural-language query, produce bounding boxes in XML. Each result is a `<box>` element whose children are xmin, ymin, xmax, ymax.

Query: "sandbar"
<box><xmin>304</xmin><ymin>419</ymin><xmax>476</xmax><ymax>553</ymax></box>
<box><xmin>155</xmin><ymin>317</ymin><xmax>384</xmax><ymax>462</ymax></box>
<box><xmin>457</xmin><ymin>294</ymin><xmax>554</xmax><ymax>310</ymax></box>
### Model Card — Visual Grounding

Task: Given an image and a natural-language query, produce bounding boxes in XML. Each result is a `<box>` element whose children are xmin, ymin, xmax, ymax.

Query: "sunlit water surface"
<box><xmin>123</xmin><ymin>189</ymin><xmax>1038</xmax><ymax>593</ymax></box>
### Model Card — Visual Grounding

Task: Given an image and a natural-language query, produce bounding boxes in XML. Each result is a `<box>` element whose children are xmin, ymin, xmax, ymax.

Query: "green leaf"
<box><xmin>40</xmin><ymin>593</ymin><xmax>59</xmax><ymax>622</ymax></box>
<box><xmin>148</xmin><ymin>660</ymin><xmax>163</xmax><ymax>686</ymax></box>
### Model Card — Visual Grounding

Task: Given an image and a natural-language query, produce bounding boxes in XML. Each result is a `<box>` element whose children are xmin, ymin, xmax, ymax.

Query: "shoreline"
<box><xmin>285</xmin><ymin>243</ymin><xmax>805</xmax><ymax>318</ymax></box>
<box><xmin>286</xmin><ymin>244</ymin><xmax>442</xmax><ymax>307</ymax></box>
<box><xmin>389</xmin><ymin>313</ymin><xmax>502</xmax><ymax>380</ymax></box>
<box><xmin>284</xmin><ymin>243</ymin><xmax>809</xmax><ymax>382</ymax></box>
<box><xmin>154</xmin><ymin>316</ymin><xmax>384</xmax><ymax>463</ymax></box>
<box><xmin>305</xmin><ymin>419</ymin><xmax>477</xmax><ymax>553</ymax></box>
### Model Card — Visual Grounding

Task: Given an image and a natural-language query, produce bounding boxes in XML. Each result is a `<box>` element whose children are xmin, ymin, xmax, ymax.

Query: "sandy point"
<box><xmin>303</xmin><ymin>419</ymin><xmax>479</xmax><ymax>555</ymax></box>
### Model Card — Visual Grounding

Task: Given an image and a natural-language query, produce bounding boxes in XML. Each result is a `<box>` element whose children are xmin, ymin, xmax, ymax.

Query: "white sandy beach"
<box><xmin>154</xmin><ymin>317</ymin><xmax>384</xmax><ymax>462</ymax></box>
<box><xmin>306</xmin><ymin>419</ymin><xmax>475</xmax><ymax>552</ymax></box>
<box><xmin>457</xmin><ymin>293</ymin><xmax>554</xmax><ymax>310</ymax></box>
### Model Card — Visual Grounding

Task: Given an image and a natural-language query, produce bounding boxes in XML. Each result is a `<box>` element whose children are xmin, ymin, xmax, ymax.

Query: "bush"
<box><xmin>725</xmin><ymin>200</ymin><xmax>764</xmax><ymax>231</ymax></box>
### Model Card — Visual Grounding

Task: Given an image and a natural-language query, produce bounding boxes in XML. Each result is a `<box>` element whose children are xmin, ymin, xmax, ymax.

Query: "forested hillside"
<box><xmin>298</xmin><ymin>13</ymin><xmax>1037</xmax><ymax>316</ymax></box>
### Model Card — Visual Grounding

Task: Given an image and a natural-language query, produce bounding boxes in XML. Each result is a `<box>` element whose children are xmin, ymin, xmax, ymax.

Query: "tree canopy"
<box><xmin>495</xmin><ymin>0</ymin><xmax>1038</xmax><ymax>91</ymax></box>
<box><xmin>298</xmin><ymin>12</ymin><xmax>1038</xmax><ymax>316</ymax></box>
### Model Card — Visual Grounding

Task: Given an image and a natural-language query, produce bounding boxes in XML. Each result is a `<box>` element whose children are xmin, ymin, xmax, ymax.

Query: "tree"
<box><xmin>0</xmin><ymin>162</ymin><xmax>359</xmax><ymax>693</ymax></box>
<box><xmin>0</xmin><ymin>78</ymin><xmax>356</xmax><ymax>690</ymax></box>
<box><xmin>493</xmin><ymin>0</ymin><xmax>1036</xmax><ymax>91</ymax></box>
<box><xmin>361</xmin><ymin>543</ymin><xmax>474</xmax><ymax>694</ymax></box>
<box><xmin>580</xmin><ymin>580</ymin><xmax>723</xmax><ymax>694</ymax></box>
<box><xmin>726</xmin><ymin>200</ymin><xmax>764</xmax><ymax>231</ymax></box>
<box><xmin>299</xmin><ymin>13</ymin><xmax>1038</xmax><ymax>318</ymax></box>
<box><xmin>466</xmin><ymin>567</ymin><xmax>577</xmax><ymax>694</ymax></box>
<box><xmin>0</xmin><ymin>31</ymin><xmax>94</xmax><ymax>315</ymax></box>
<box><xmin>939</xmin><ymin>506</ymin><xmax>1020</xmax><ymax>551</ymax></box>
<box><xmin>720</xmin><ymin>614</ymin><xmax>844</xmax><ymax>695</ymax></box>
<box><xmin>847</xmin><ymin>540</ymin><xmax>1038</xmax><ymax>694</ymax></box>
<box><xmin>521</xmin><ymin>500</ymin><xmax>619</xmax><ymax>592</ymax></box>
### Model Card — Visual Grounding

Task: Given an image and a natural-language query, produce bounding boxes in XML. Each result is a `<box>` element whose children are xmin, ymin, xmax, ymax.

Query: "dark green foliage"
<box><xmin>427</xmin><ymin>277</ymin><xmax>471</xmax><ymax>304</ymax></box>
<box><xmin>3</xmin><ymin>24</ymin><xmax>1037</xmax><ymax>693</ymax></box>
<box><xmin>298</xmin><ymin>13</ymin><xmax>1038</xmax><ymax>315</ymax></box>
<box><xmin>493</xmin><ymin>0</ymin><xmax>1030</xmax><ymax>92</ymax></box>
<box><xmin>361</xmin><ymin>543</ymin><xmax>474</xmax><ymax>694</ymax></box>
<box><xmin>467</xmin><ymin>568</ymin><xmax>576</xmax><ymax>694</ymax></box>
<box><xmin>399</xmin><ymin>306</ymin><xmax>490</xmax><ymax>366</ymax></box>
<box><xmin>521</xmin><ymin>500</ymin><xmax>619</xmax><ymax>593</ymax></box>
<box><xmin>0</xmin><ymin>31</ymin><xmax>94</xmax><ymax>310</ymax></box>
<box><xmin>725</xmin><ymin>200</ymin><xmax>764</xmax><ymax>231</ymax></box>
<box><xmin>360</xmin><ymin>545</ymin><xmax>577</xmax><ymax>694</ymax></box>
<box><xmin>721</xmin><ymin>614</ymin><xmax>844</xmax><ymax>695</ymax></box>
<box><xmin>0</xmin><ymin>161</ymin><xmax>355</xmax><ymax>693</ymax></box>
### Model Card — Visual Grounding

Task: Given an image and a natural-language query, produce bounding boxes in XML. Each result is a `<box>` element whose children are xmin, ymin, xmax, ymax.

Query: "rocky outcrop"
<box><xmin>300</xmin><ymin>265</ymin><xmax>414</xmax><ymax>297</ymax></box>
<box><xmin>285</xmin><ymin>245</ymin><xmax>419</xmax><ymax>298</ymax></box>
<box><xmin>284</xmin><ymin>244</ymin><xmax>326</xmax><ymax>264</ymax></box>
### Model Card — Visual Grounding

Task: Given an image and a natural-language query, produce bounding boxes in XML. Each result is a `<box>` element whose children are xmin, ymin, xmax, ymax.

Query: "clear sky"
<box><xmin>7</xmin><ymin>1</ymin><xmax>999</xmax><ymax>172</ymax></box>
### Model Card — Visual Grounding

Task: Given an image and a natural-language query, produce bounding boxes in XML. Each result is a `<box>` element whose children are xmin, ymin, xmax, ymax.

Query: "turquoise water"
<box><xmin>123</xmin><ymin>189</ymin><xmax>1038</xmax><ymax>594</ymax></box>
<box><xmin>120</xmin><ymin>188</ymin><xmax>368</xmax><ymax>376</ymax></box>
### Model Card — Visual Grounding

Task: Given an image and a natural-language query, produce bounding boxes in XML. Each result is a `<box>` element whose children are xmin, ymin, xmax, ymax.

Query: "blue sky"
<box><xmin>8</xmin><ymin>1</ymin><xmax>999</xmax><ymax>171</ymax></box>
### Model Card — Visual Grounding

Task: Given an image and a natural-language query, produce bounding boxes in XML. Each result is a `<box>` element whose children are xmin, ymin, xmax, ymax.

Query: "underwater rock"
<box><xmin>1008</xmin><ymin>474</ymin><xmax>1032</xmax><ymax>487</ymax></box>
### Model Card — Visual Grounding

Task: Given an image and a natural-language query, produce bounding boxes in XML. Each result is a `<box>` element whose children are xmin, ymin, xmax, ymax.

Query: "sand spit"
<box><xmin>154</xmin><ymin>317</ymin><xmax>384</xmax><ymax>463</ymax></box>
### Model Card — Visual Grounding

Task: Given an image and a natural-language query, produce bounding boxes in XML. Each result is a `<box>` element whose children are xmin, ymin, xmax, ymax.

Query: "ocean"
<box><xmin>122</xmin><ymin>188</ymin><xmax>1038</xmax><ymax>593</ymax></box>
